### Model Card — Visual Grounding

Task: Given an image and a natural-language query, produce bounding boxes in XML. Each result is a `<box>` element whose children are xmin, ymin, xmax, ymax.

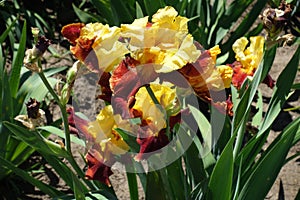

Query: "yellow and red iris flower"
<box><xmin>62</xmin><ymin>6</ymin><xmax>267</xmax><ymax>185</ymax></box>
<box><xmin>231</xmin><ymin>36</ymin><xmax>265</xmax><ymax>88</ymax></box>
<box><xmin>131</xmin><ymin>82</ymin><xmax>181</xmax><ymax>161</ymax></box>
<box><xmin>61</xmin><ymin>22</ymin><xmax>128</xmax><ymax>72</ymax></box>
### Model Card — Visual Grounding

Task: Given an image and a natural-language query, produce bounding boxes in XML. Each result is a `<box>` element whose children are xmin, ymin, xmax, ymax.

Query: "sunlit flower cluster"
<box><xmin>62</xmin><ymin>6</ymin><xmax>266</xmax><ymax>185</ymax></box>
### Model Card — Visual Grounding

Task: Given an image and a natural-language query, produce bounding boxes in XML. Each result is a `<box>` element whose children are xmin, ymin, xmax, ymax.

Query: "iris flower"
<box><xmin>131</xmin><ymin>82</ymin><xmax>179</xmax><ymax>160</ymax></box>
<box><xmin>121</xmin><ymin>6</ymin><xmax>200</xmax><ymax>73</ymax></box>
<box><xmin>62</xmin><ymin>6</ymin><xmax>239</xmax><ymax>184</ymax></box>
<box><xmin>178</xmin><ymin>45</ymin><xmax>233</xmax><ymax>101</ymax></box>
<box><xmin>231</xmin><ymin>36</ymin><xmax>264</xmax><ymax>88</ymax></box>
<box><xmin>61</xmin><ymin>23</ymin><xmax>128</xmax><ymax>72</ymax></box>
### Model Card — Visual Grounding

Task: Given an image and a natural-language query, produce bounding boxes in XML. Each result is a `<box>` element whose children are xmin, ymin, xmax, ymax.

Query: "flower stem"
<box><xmin>145</xmin><ymin>84</ymin><xmax>160</xmax><ymax>105</ymax></box>
<box><xmin>37</xmin><ymin>60</ymin><xmax>71</xmax><ymax>154</ymax></box>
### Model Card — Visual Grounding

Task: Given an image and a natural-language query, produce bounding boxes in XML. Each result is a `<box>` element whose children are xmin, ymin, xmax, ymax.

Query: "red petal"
<box><xmin>135</xmin><ymin>129</ymin><xmax>169</xmax><ymax>161</ymax></box>
<box><xmin>98</xmin><ymin>72</ymin><xmax>112</xmax><ymax>102</ymax></box>
<box><xmin>66</xmin><ymin>107</ymin><xmax>94</xmax><ymax>142</ymax></box>
<box><xmin>262</xmin><ymin>74</ymin><xmax>276</xmax><ymax>88</ymax></box>
<box><xmin>212</xmin><ymin>96</ymin><xmax>234</xmax><ymax>116</ymax></box>
<box><xmin>231</xmin><ymin>62</ymin><xmax>248</xmax><ymax>89</ymax></box>
<box><xmin>177</xmin><ymin>50</ymin><xmax>215</xmax><ymax>102</ymax></box>
<box><xmin>61</xmin><ymin>23</ymin><xmax>85</xmax><ymax>45</ymax></box>
<box><xmin>85</xmin><ymin>149</ymin><xmax>113</xmax><ymax>186</ymax></box>
<box><xmin>70</xmin><ymin>37</ymin><xmax>95</xmax><ymax>62</ymax></box>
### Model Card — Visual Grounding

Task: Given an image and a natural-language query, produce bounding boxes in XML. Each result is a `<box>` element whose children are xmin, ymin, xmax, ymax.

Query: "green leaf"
<box><xmin>183</xmin><ymin>139</ymin><xmax>207</xmax><ymax>188</ymax></box>
<box><xmin>126</xmin><ymin>172</ymin><xmax>139</xmax><ymax>200</ymax></box>
<box><xmin>165</xmin><ymin>157</ymin><xmax>186</xmax><ymax>200</ymax></box>
<box><xmin>72</xmin><ymin>4</ymin><xmax>102</xmax><ymax>23</ymax></box>
<box><xmin>260</xmin><ymin>45</ymin><xmax>277</xmax><ymax>83</ymax></box>
<box><xmin>213</xmin><ymin>115</ymin><xmax>232</xmax><ymax>157</ymax></box>
<box><xmin>259</xmin><ymin>46</ymin><xmax>300</xmax><ymax>134</ymax></box>
<box><xmin>9</xmin><ymin>141</ymin><xmax>35</xmax><ymax>166</ymax></box>
<box><xmin>252</xmin><ymin>89</ymin><xmax>263</xmax><ymax>127</ymax></box>
<box><xmin>0</xmin><ymin>157</ymin><xmax>64</xmax><ymax>197</ymax></box>
<box><xmin>43</xmin><ymin>154</ymin><xmax>88</xmax><ymax>193</ymax></box>
<box><xmin>190</xmin><ymin>178</ymin><xmax>209</xmax><ymax>200</ymax></box>
<box><xmin>136</xmin><ymin>2</ymin><xmax>144</xmax><ymax>18</ymax></box>
<box><xmin>114</xmin><ymin>128</ymin><xmax>140</xmax><ymax>152</ymax></box>
<box><xmin>233</xmin><ymin>155</ymin><xmax>243</xmax><ymax>200</ymax></box>
<box><xmin>9</xmin><ymin>20</ymin><xmax>26</xmax><ymax>98</ymax></box>
<box><xmin>0</xmin><ymin>18</ymin><xmax>17</xmax><ymax>44</ymax></box>
<box><xmin>145</xmin><ymin>171</ymin><xmax>166</xmax><ymax>200</ymax></box>
<box><xmin>3</xmin><ymin>122</ymin><xmax>70</xmax><ymax>158</ymax></box>
<box><xmin>292</xmin><ymin>83</ymin><xmax>300</xmax><ymax>89</ymax></box>
<box><xmin>143</xmin><ymin>0</ymin><xmax>165</xmax><ymax>17</ymax></box>
<box><xmin>188</xmin><ymin>105</ymin><xmax>212</xmax><ymax>157</ymax></box>
<box><xmin>20</xmin><ymin>77</ymin><xmax>57</xmax><ymax>114</ymax></box>
<box><xmin>73</xmin><ymin>173</ymin><xmax>86</xmax><ymax>200</ymax></box>
<box><xmin>292</xmin><ymin>123</ymin><xmax>300</xmax><ymax>146</ymax></box>
<box><xmin>54</xmin><ymin>191</ymin><xmax>113</xmax><ymax>200</ymax></box>
<box><xmin>110</xmin><ymin>0</ymin><xmax>134</xmax><ymax>24</ymax></box>
<box><xmin>38</xmin><ymin>126</ymin><xmax>86</xmax><ymax>147</ymax></box>
<box><xmin>17</xmin><ymin>66</ymin><xmax>67</xmax><ymax>114</ymax></box>
<box><xmin>90</xmin><ymin>0</ymin><xmax>117</xmax><ymax>25</ymax></box>
<box><xmin>208</xmin><ymin>135</ymin><xmax>234</xmax><ymax>200</ymax></box>
<box><xmin>238</xmin><ymin>118</ymin><xmax>299</xmax><ymax>200</ymax></box>
<box><xmin>1</xmin><ymin>71</ymin><xmax>13</xmax><ymax>121</ymax></box>
<box><xmin>233</xmin><ymin>47</ymin><xmax>276</xmax><ymax>158</ymax></box>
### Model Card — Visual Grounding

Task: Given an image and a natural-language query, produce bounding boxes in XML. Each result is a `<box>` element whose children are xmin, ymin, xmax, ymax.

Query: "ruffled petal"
<box><xmin>85</xmin><ymin>149</ymin><xmax>113</xmax><ymax>186</ymax></box>
<box><xmin>61</xmin><ymin>23</ymin><xmax>85</xmax><ymax>45</ymax></box>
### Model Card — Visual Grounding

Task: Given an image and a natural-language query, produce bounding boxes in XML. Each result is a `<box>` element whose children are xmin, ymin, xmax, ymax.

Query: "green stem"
<box><xmin>67</xmin><ymin>153</ymin><xmax>97</xmax><ymax>190</ymax></box>
<box><xmin>37</xmin><ymin>63</ymin><xmax>100</xmax><ymax>191</ymax></box>
<box><xmin>37</xmin><ymin>60</ymin><xmax>71</xmax><ymax>154</ymax></box>
<box><xmin>145</xmin><ymin>84</ymin><xmax>160</xmax><ymax>105</ymax></box>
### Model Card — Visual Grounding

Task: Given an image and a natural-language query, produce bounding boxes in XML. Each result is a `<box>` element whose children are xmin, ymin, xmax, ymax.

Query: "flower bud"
<box><xmin>26</xmin><ymin>98</ymin><xmax>41</xmax><ymax>119</ymax></box>
<box><xmin>60</xmin><ymin>83</ymin><xmax>71</xmax><ymax>106</ymax></box>
<box><xmin>261</xmin><ymin>2</ymin><xmax>292</xmax><ymax>39</ymax></box>
<box><xmin>23</xmin><ymin>36</ymin><xmax>51</xmax><ymax>72</ymax></box>
<box><xmin>31</xmin><ymin>27</ymin><xmax>40</xmax><ymax>38</ymax></box>
<box><xmin>66</xmin><ymin>60</ymin><xmax>81</xmax><ymax>84</ymax></box>
<box><xmin>15</xmin><ymin>98</ymin><xmax>45</xmax><ymax>130</ymax></box>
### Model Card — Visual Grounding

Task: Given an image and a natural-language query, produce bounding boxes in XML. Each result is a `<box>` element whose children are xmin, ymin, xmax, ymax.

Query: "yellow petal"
<box><xmin>232</xmin><ymin>36</ymin><xmax>264</xmax><ymax>74</ymax></box>
<box><xmin>209</xmin><ymin>45</ymin><xmax>221</xmax><ymax>61</ymax></box>
<box><xmin>88</xmin><ymin>105</ymin><xmax>130</xmax><ymax>154</ymax></box>
<box><xmin>232</xmin><ymin>37</ymin><xmax>249</xmax><ymax>62</ymax></box>
<box><xmin>152</xmin><ymin>6</ymin><xmax>188</xmax><ymax>32</ymax></box>
<box><xmin>155</xmin><ymin>34</ymin><xmax>201</xmax><ymax>73</ymax></box>
<box><xmin>216</xmin><ymin>65</ymin><xmax>233</xmax><ymax>88</ymax></box>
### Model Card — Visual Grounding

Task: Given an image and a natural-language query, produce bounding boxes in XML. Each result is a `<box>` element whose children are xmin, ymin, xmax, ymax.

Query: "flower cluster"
<box><xmin>62</xmin><ymin>6</ymin><xmax>266</xmax><ymax>185</ymax></box>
